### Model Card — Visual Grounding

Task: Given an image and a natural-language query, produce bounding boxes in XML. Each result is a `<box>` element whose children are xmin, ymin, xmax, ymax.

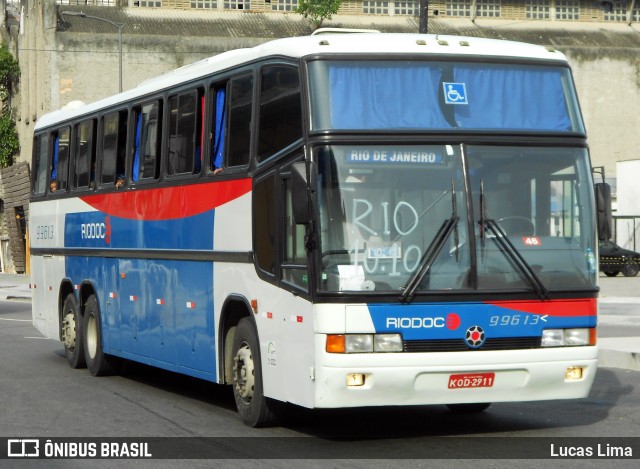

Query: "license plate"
<box><xmin>448</xmin><ymin>372</ymin><xmax>495</xmax><ymax>389</ymax></box>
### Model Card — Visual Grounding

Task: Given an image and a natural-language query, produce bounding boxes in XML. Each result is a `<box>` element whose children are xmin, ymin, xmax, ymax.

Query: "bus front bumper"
<box><xmin>312</xmin><ymin>343</ymin><xmax>598</xmax><ymax>409</ymax></box>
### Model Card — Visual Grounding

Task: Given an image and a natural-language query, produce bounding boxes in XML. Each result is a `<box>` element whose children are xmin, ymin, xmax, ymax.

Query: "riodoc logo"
<box><xmin>80</xmin><ymin>216</ymin><xmax>111</xmax><ymax>245</ymax></box>
<box><xmin>386</xmin><ymin>313</ymin><xmax>461</xmax><ymax>330</ymax></box>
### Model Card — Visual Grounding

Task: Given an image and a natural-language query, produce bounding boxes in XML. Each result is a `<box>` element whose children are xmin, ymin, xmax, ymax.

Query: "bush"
<box><xmin>0</xmin><ymin>113</ymin><xmax>19</xmax><ymax>168</ymax></box>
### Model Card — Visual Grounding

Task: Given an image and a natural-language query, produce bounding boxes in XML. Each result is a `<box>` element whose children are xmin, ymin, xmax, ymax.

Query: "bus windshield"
<box><xmin>315</xmin><ymin>144</ymin><xmax>596</xmax><ymax>295</ymax></box>
<box><xmin>308</xmin><ymin>60</ymin><xmax>585</xmax><ymax>133</ymax></box>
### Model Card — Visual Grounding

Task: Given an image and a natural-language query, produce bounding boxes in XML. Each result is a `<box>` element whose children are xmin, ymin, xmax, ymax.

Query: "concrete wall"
<box><xmin>567</xmin><ymin>47</ymin><xmax>640</xmax><ymax>187</ymax></box>
<box><xmin>9</xmin><ymin>2</ymin><xmax>640</xmax><ymax>194</ymax></box>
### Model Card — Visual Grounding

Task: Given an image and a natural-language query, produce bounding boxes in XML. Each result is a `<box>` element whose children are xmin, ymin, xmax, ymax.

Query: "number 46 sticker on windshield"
<box><xmin>523</xmin><ymin>236</ymin><xmax>542</xmax><ymax>246</ymax></box>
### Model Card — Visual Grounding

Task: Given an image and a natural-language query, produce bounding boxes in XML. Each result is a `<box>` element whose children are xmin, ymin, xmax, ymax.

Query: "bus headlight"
<box><xmin>327</xmin><ymin>334</ymin><xmax>403</xmax><ymax>353</ymax></box>
<box><xmin>542</xmin><ymin>328</ymin><xmax>592</xmax><ymax>347</ymax></box>
<box><xmin>346</xmin><ymin>334</ymin><xmax>373</xmax><ymax>353</ymax></box>
<box><xmin>374</xmin><ymin>334</ymin><xmax>403</xmax><ymax>352</ymax></box>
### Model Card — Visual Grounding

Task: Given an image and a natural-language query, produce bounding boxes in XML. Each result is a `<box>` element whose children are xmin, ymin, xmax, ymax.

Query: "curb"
<box><xmin>598</xmin><ymin>349</ymin><xmax>640</xmax><ymax>372</ymax></box>
<box><xmin>5</xmin><ymin>295</ymin><xmax>31</xmax><ymax>301</ymax></box>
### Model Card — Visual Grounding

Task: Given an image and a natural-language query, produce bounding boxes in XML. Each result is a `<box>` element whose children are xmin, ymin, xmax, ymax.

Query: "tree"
<box><xmin>0</xmin><ymin>41</ymin><xmax>20</xmax><ymax>168</ymax></box>
<box><xmin>0</xmin><ymin>41</ymin><xmax>19</xmax><ymax>97</ymax></box>
<box><xmin>296</xmin><ymin>0</ymin><xmax>342</xmax><ymax>30</ymax></box>
<box><xmin>0</xmin><ymin>113</ymin><xmax>19</xmax><ymax>168</ymax></box>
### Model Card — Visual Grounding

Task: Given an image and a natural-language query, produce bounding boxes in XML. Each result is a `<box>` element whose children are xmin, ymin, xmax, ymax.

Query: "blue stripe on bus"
<box><xmin>64</xmin><ymin>210</ymin><xmax>215</xmax><ymax>250</ymax></box>
<box><xmin>65</xmin><ymin>253</ymin><xmax>217</xmax><ymax>381</ymax></box>
<box><xmin>367</xmin><ymin>300</ymin><xmax>596</xmax><ymax>341</ymax></box>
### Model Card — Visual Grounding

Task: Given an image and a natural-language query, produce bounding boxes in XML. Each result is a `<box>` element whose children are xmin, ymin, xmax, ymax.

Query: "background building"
<box><xmin>1</xmin><ymin>0</ymin><xmax>639</xmax><ymax>271</ymax></box>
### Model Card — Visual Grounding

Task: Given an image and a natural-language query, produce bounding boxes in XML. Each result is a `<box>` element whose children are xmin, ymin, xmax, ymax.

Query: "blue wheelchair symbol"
<box><xmin>443</xmin><ymin>82</ymin><xmax>468</xmax><ymax>105</ymax></box>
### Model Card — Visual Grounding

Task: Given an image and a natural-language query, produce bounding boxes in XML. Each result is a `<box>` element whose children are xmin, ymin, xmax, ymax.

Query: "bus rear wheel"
<box><xmin>83</xmin><ymin>294</ymin><xmax>116</xmax><ymax>377</ymax></box>
<box><xmin>231</xmin><ymin>318</ymin><xmax>279</xmax><ymax>427</ymax></box>
<box><xmin>62</xmin><ymin>293</ymin><xmax>86</xmax><ymax>369</ymax></box>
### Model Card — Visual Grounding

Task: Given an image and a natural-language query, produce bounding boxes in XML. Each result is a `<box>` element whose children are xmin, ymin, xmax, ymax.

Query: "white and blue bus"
<box><xmin>30</xmin><ymin>32</ymin><xmax>598</xmax><ymax>427</ymax></box>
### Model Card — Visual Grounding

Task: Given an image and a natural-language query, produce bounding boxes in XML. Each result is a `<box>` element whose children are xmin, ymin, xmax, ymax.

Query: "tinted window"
<box><xmin>254</xmin><ymin>173</ymin><xmax>276</xmax><ymax>275</ymax></box>
<box><xmin>50</xmin><ymin>127</ymin><xmax>70</xmax><ymax>192</ymax></box>
<box><xmin>168</xmin><ymin>89</ymin><xmax>203</xmax><ymax>176</ymax></box>
<box><xmin>132</xmin><ymin>100</ymin><xmax>162</xmax><ymax>181</ymax></box>
<box><xmin>101</xmin><ymin>111</ymin><xmax>127</xmax><ymax>186</ymax></box>
<box><xmin>74</xmin><ymin>119</ymin><xmax>96</xmax><ymax>189</ymax></box>
<box><xmin>258</xmin><ymin>66</ymin><xmax>302</xmax><ymax>162</ymax></box>
<box><xmin>32</xmin><ymin>134</ymin><xmax>48</xmax><ymax>195</ymax></box>
<box><xmin>227</xmin><ymin>75</ymin><xmax>253</xmax><ymax>168</ymax></box>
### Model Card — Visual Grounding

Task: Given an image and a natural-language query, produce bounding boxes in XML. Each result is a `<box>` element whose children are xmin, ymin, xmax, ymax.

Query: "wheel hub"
<box><xmin>233</xmin><ymin>344</ymin><xmax>255</xmax><ymax>403</ymax></box>
<box><xmin>62</xmin><ymin>312</ymin><xmax>76</xmax><ymax>349</ymax></box>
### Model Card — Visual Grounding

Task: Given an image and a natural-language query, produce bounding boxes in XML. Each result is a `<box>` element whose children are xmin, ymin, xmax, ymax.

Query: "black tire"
<box><xmin>83</xmin><ymin>294</ymin><xmax>117</xmax><ymax>376</ymax></box>
<box><xmin>231</xmin><ymin>317</ymin><xmax>279</xmax><ymax>427</ymax></box>
<box><xmin>622</xmin><ymin>263</ymin><xmax>639</xmax><ymax>277</ymax></box>
<box><xmin>446</xmin><ymin>403</ymin><xmax>491</xmax><ymax>413</ymax></box>
<box><xmin>603</xmin><ymin>271</ymin><xmax>619</xmax><ymax>277</ymax></box>
<box><xmin>62</xmin><ymin>293</ymin><xmax>86</xmax><ymax>369</ymax></box>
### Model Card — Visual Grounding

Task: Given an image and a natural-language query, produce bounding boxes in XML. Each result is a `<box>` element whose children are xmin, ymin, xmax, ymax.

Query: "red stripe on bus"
<box><xmin>80</xmin><ymin>178</ymin><xmax>252</xmax><ymax>220</ymax></box>
<box><xmin>485</xmin><ymin>298</ymin><xmax>596</xmax><ymax>317</ymax></box>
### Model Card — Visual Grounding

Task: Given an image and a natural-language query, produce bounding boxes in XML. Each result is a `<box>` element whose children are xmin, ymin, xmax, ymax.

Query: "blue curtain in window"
<box><xmin>51</xmin><ymin>136</ymin><xmax>59</xmax><ymax>180</ymax></box>
<box><xmin>328</xmin><ymin>64</ymin><xmax>449</xmax><ymax>130</ymax></box>
<box><xmin>212</xmin><ymin>88</ymin><xmax>226</xmax><ymax>171</ymax></box>
<box><xmin>132</xmin><ymin>113</ymin><xmax>142</xmax><ymax>182</ymax></box>
<box><xmin>452</xmin><ymin>66</ymin><xmax>571</xmax><ymax>131</ymax></box>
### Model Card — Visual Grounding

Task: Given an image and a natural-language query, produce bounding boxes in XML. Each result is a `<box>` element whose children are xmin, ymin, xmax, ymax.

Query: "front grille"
<box><xmin>403</xmin><ymin>336</ymin><xmax>541</xmax><ymax>353</ymax></box>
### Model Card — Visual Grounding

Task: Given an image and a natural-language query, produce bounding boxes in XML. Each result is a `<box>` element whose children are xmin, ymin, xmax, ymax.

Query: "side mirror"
<box><xmin>291</xmin><ymin>161</ymin><xmax>312</xmax><ymax>224</ymax></box>
<box><xmin>595</xmin><ymin>182</ymin><xmax>612</xmax><ymax>241</ymax></box>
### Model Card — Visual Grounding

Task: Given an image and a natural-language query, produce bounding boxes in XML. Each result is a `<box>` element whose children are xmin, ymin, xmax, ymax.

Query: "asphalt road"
<box><xmin>1</xmin><ymin>296</ymin><xmax>639</xmax><ymax>467</ymax></box>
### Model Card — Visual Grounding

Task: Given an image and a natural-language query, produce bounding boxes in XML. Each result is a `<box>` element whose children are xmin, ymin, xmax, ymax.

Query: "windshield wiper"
<box><xmin>400</xmin><ymin>181</ymin><xmax>459</xmax><ymax>304</ymax></box>
<box><xmin>478</xmin><ymin>181</ymin><xmax>549</xmax><ymax>300</ymax></box>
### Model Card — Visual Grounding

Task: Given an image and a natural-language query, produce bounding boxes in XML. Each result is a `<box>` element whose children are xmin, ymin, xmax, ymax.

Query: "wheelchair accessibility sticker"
<box><xmin>443</xmin><ymin>82</ymin><xmax>468</xmax><ymax>105</ymax></box>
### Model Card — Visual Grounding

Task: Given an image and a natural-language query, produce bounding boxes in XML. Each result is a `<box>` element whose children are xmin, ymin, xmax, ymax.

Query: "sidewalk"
<box><xmin>0</xmin><ymin>273</ymin><xmax>31</xmax><ymax>301</ymax></box>
<box><xmin>0</xmin><ymin>272</ymin><xmax>637</xmax><ymax>371</ymax></box>
<box><xmin>596</xmin><ymin>275</ymin><xmax>640</xmax><ymax>371</ymax></box>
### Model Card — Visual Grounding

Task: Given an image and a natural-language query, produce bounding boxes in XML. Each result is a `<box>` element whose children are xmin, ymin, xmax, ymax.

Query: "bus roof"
<box><xmin>34</xmin><ymin>33</ymin><xmax>568</xmax><ymax>132</ymax></box>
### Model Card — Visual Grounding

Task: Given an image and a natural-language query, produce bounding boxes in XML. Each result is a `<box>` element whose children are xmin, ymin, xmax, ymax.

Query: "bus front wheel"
<box><xmin>231</xmin><ymin>317</ymin><xmax>279</xmax><ymax>427</ymax></box>
<box><xmin>83</xmin><ymin>294</ymin><xmax>116</xmax><ymax>377</ymax></box>
<box><xmin>62</xmin><ymin>293</ymin><xmax>86</xmax><ymax>369</ymax></box>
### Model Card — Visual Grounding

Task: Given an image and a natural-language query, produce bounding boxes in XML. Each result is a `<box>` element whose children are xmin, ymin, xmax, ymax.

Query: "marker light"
<box><xmin>326</xmin><ymin>334</ymin><xmax>345</xmax><ymax>353</ymax></box>
<box><xmin>542</xmin><ymin>328</ymin><xmax>593</xmax><ymax>347</ymax></box>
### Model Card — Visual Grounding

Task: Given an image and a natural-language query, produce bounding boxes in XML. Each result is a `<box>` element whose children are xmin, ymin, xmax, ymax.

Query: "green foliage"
<box><xmin>0</xmin><ymin>41</ymin><xmax>20</xmax><ymax>168</ymax></box>
<box><xmin>0</xmin><ymin>113</ymin><xmax>19</xmax><ymax>168</ymax></box>
<box><xmin>295</xmin><ymin>0</ymin><xmax>342</xmax><ymax>29</ymax></box>
<box><xmin>0</xmin><ymin>41</ymin><xmax>19</xmax><ymax>92</ymax></box>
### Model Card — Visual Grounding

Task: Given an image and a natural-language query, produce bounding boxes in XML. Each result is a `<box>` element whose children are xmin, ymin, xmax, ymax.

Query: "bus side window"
<box><xmin>50</xmin><ymin>127</ymin><xmax>70</xmax><ymax>193</ymax></box>
<box><xmin>227</xmin><ymin>74</ymin><xmax>253</xmax><ymax>169</ymax></box>
<box><xmin>132</xmin><ymin>100</ymin><xmax>162</xmax><ymax>182</ymax></box>
<box><xmin>74</xmin><ymin>119</ymin><xmax>97</xmax><ymax>189</ymax></box>
<box><xmin>101</xmin><ymin>110</ymin><xmax>127</xmax><ymax>187</ymax></box>
<box><xmin>168</xmin><ymin>88</ymin><xmax>203</xmax><ymax>176</ymax></box>
<box><xmin>32</xmin><ymin>134</ymin><xmax>48</xmax><ymax>195</ymax></box>
<box><xmin>257</xmin><ymin>65</ymin><xmax>302</xmax><ymax>162</ymax></box>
